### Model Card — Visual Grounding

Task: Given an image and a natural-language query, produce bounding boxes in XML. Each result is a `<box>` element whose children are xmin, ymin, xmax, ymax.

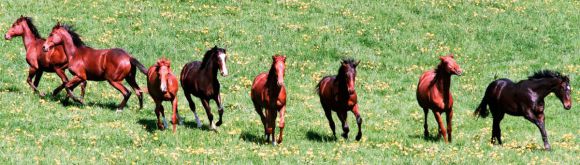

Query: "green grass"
<box><xmin>1</xmin><ymin>0</ymin><xmax>579</xmax><ymax>164</ymax></box>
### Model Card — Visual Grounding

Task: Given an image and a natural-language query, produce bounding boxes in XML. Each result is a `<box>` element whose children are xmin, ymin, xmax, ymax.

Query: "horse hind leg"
<box><xmin>185</xmin><ymin>92</ymin><xmax>202</xmax><ymax>128</ymax></box>
<box><xmin>108</xmin><ymin>80</ymin><xmax>132</xmax><ymax>112</ymax></box>
<box><xmin>491</xmin><ymin>112</ymin><xmax>504</xmax><ymax>145</ymax></box>
<box><xmin>126</xmin><ymin>74</ymin><xmax>143</xmax><ymax>110</ymax></box>
<box><xmin>423</xmin><ymin>108</ymin><xmax>429</xmax><ymax>138</ymax></box>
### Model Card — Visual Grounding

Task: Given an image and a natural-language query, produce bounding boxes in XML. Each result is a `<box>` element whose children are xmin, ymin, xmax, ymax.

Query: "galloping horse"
<box><xmin>416</xmin><ymin>54</ymin><xmax>462</xmax><ymax>143</ymax></box>
<box><xmin>147</xmin><ymin>58</ymin><xmax>182</xmax><ymax>132</ymax></box>
<box><xmin>474</xmin><ymin>70</ymin><xmax>572</xmax><ymax>151</ymax></box>
<box><xmin>251</xmin><ymin>55</ymin><xmax>287</xmax><ymax>145</ymax></box>
<box><xmin>180</xmin><ymin>46</ymin><xmax>228</xmax><ymax>130</ymax></box>
<box><xmin>316</xmin><ymin>58</ymin><xmax>363</xmax><ymax>141</ymax></box>
<box><xmin>5</xmin><ymin>16</ymin><xmax>86</xmax><ymax>97</ymax></box>
<box><xmin>42</xmin><ymin>23</ymin><xmax>147</xmax><ymax>111</ymax></box>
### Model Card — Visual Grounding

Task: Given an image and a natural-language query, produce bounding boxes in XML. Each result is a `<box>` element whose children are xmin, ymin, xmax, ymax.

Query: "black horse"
<box><xmin>474</xmin><ymin>70</ymin><xmax>572</xmax><ymax>151</ymax></box>
<box><xmin>180</xmin><ymin>46</ymin><xmax>228</xmax><ymax>130</ymax></box>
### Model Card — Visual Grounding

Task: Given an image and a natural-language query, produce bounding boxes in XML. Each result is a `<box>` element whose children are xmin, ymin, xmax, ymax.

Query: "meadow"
<box><xmin>0</xmin><ymin>0</ymin><xmax>579</xmax><ymax>164</ymax></box>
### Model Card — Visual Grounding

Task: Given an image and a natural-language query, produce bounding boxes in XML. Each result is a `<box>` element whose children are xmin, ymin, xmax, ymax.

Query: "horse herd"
<box><xmin>4</xmin><ymin>16</ymin><xmax>573</xmax><ymax>150</ymax></box>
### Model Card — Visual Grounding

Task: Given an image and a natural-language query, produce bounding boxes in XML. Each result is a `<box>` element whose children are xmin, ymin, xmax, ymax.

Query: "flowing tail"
<box><xmin>474</xmin><ymin>85</ymin><xmax>492</xmax><ymax>118</ymax></box>
<box><xmin>130</xmin><ymin>57</ymin><xmax>148</xmax><ymax>75</ymax></box>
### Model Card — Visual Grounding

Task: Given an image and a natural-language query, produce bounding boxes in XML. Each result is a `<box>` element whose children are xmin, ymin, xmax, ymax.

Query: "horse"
<box><xmin>416</xmin><ymin>54</ymin><xmax>462</xmax><ymax>143</ymax></box>
<box><xmin>5</xmin><ymin>16</ymin><xmax>86</xmax><ymax>97</ymax></box>
<box><xmin>251</xmin><ymin>55</ymin><xmax>287</xmax><ymax>145</ymax></box>
<box><xmin>474</xmin><ymin>70</ymin><xmax>572</xmax><ymax>151</ymax></box>
<box><xmin>42</xmin><ymin>23</ymin><xmax>147</xmax><ymax>111</ymax></box>
<box><xmin>316</xmin><ymin>58</ymin><xmax>363</xmax><ymax>141</ymax></box>
<box><xmin>147</xmin><ymin>58</ymin><xmax>183</xmax><ymax>132</ymax></box>
<box><xmin>180</xmin><ymin>46</ymin><xmax>228</xmax><ymax>130</ymax></box>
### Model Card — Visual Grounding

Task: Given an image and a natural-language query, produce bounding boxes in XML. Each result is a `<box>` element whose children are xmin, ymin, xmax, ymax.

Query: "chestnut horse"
<box><xmin>416</xmin><ymin>54</ymin><xmax>462</xmax><ymax>143</ymax></box>
<box><xmin>251</xmin><ymin>55</ymin><xmax>287</xmax><ymax>145</ymax></box>
<box><xmin>5</xmin><ymin>16</ymin><xmax>86</xmax><ymax>97</ymax></box>
<box><xmin>474</xmin><ymin>70</ymin><xmax>572</xmax><ymax>151</ymax></box>
<box><xmin>316</xmin><ymin>58</ymin><xmax>363</xmax><ymax>141</ymax></box>
<box><xmin>180</xmin><ymin>46</ymin><xmax>228</xmax><ymax>130</ymax></box>
<box><xmin>42</xmin><ymin>23</ymin><xmax>147</xmax><ymax>111</ymax></box>
<box><xmin>147</xmin><ymin>58</ymin><xmax>182</xmax><ymax>132</ymax></box>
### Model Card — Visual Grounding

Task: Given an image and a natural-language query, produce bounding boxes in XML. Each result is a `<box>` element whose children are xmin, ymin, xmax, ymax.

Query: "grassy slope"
<box><xmin>0</xmin><ymin>0</ymin><xmax>578</xmax><ymax>164</ymax></box>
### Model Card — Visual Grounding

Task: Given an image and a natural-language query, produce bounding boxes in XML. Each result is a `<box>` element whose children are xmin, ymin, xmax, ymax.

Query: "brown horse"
<box><xmin>316</xmin><ymin>58</ymin><xmax>363</xmax><ymax>141</ymax></box>
<box><xmin>147</xmin><ymin>58</ymin><xmax>182</xmax><ymax>132</ymax></box>
<box><xmin>474</xmin><ymin>70</ymin><xmax>572</xmax><ymax>151</ymax></box>
<box><xmin>416</xmin><ymin>54</ymin><xmax>462</xmax><ymax>143</ymax></box>
<box><xmin>5</xmin><ymin>16</ymin><xmax>86</xmax><ymax>97</ymax></box>
<box><xmin>42</xmin><ymin>23</ymin><xmax>147</xmax><ymax>111</ymax></box>
<box><xmin>251</xmin><ymin>55</ymin><xmax>287</xmax><ymax>145</ymax></box>
<box><xmin>180</xmin><ymin>46</ymin><xmax>228</xmax><ymax>130</ymax></box>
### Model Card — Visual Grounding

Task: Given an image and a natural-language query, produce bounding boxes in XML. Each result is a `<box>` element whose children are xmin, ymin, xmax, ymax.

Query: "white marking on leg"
<box><xmin>194</xmin><ymin>112</ymin><xmax>202</xmax><ymax>128</ymax></box>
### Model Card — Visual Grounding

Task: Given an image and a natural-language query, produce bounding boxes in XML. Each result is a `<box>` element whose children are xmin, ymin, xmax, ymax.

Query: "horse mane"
<box><xmin>200</xmin><ymin>46</ymin><xmax>225</xmax><ymax>69</ymax></box>
<box><xmin>20</xmin><ymin>17</ymin><xmax>42</xmax><ymax>39</ymax></box>
<box><xmin>155</xmin><ymin>58</ymin><xmax>171</xmax><ymax>68</ymax></box>
<box><xmin>55</xmin><ymin>24</ymin><xmax>86</xmax><ymax>47</ymax></box>
<box><xmin>528</xmin><ymin>70</ymin><xmax>566</xmax><ymax>80</ymax></box>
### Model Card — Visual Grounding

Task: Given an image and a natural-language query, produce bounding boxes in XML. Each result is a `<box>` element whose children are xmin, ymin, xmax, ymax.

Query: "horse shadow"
<box><xmin>305</xmin><ymin>130</ymin><xmax>337</xmax><ymax>142</ymax></box>
<box><xmin>136</xmin><ymin>119</ymin><xmax>158</xmax><ymax>133</ymax></box>
<box><xmin>182</xmin><ymin>121</ymin><xmax>211</xmax><ymax>131</ymax></box>
<box><xmin>409</xmin><ymin>134</ymin><xmax>440</xmax><ymax>142</ymax></box>
<box><xmin>239</xmin><ymin>130</ymin><xmax>265</xmax><ymax>144</ymax></box>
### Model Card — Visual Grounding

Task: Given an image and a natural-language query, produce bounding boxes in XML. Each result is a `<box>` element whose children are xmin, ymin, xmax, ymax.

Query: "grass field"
<box><xmin>1</xmin><ymin>0</ymin><xmax>579</xmax><ymax>164</ymax></box>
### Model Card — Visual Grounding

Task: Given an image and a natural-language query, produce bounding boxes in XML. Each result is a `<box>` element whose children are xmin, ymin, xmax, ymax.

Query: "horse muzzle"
<box><xmin>4</xmin><ymin>34</ymin><xmax>11</xmax><ymax>40</ymax></box>
<box><xmin>42</xmin><ymin>45</ymin><xmax>50</xmax><ymax>52</ymax></box>
<box><xmin>455</xmin><ymin>70</ymin><xmax>463</xmax><ymax>76</ymax></box>
<box><xmin>564</xmin><ymin>102</ymin><xmax>572</xmax><ymax>110</ymax></box>
<box><xmin>221</xmin><ymin>70</ymin><xmax>228</xmax><ymax>77</ymax></box>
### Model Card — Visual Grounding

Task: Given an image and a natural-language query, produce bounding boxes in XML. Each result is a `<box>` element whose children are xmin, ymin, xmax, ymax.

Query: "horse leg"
<box><xmin>352</xmin><ymin>104</ymin><xmax>363</xmax><ymax>141</ymax></box>
<box><xmin>266</xmin><ymin>108</ymin><xmax>278</xmax><ymax>146</ymax></box>
<box><xmin>214</xmin><ymin>95</ymin><xmax>225</xmax><ymax>127</ymax></box>
<box><xmin>423</xmin><ymin>108</ymin><xmax>429</xmax><ymax>138</ymax></box>
<box><xmin>277</xmin><ymin>106</ymin><xmax>286</xmax><ymax>144</ymax></box>
<box><xmin>79</xmin><ymin>81</ymin><xmax>87</xmax><ymax>99</ymax></box>
<box><xmin>201</xmin><ymin>99</ymin><xmax>216</xmax><ymax>130</ymax></box>
<box><xmin>526</xmin><ymin>113</ymin><xmax>551</xmax><ymax>151</ymax></box>
<box><xmin>28</xmin><ymin>68</ymin><xmax>45</xmax><ymax>96</ymax></box>
<box><xmin>160</xmin><ymin>103</ymin><xmax>168</xmax><ymax>130</ymax></box>
<box><xmin>64</xmin><ymin>76</ymin><xmax>85</xmax><ymax>104</ymax></box>
<box><xmin>322</xmin><ymin>105</ymin><xmax>336</xmax><ymax>138</ymax></box>
<box><xmin>252</xmin><ymin>101</ymin><xmax>267</xmax><ymax>140</ymax></box>
<box><xmin>433</xmin><ymin>111</ymin><xmax>448</xmax><ymax>143</ymax></box>
<box><xmin>154</xmin><ymin>101</ymin><xmax>164</xmax><ymax>130</ymax></box>
<box><xmin>171</xmin><ymin>97</ymin><xmax>178</xmax><ymax>133</ymax></box>
<box><xmin>337</xmin><ymin>111</ymin><xmax>349</xmax><ymax>139</ymax></box>
<box><xmin>126</xmin><ymin>75</ymin><xmax>144</xmax><ymax>110</ymax></box>
<box><xmin>184</xmin><ymin>92</ymin><xmax>202</xmax><ymax>128</ymax></box>
<box><xmin>52</xmin><ymin>67</ymin><xmax>70</xmax><ymax>96</ymax></box>
<box><xmin>446</xmin><ymin>109</ymin><xmax>453</xmax><ymax>143</ymax></box>
<box><xmin>108</xmin><ymin>81</ymin><xmax>132</xmax><ymax>111</ymax></box>
<box><xmin>491</xmin><ymin>112</ymin><xmax>504</xmax><ymax>145</ymax></box>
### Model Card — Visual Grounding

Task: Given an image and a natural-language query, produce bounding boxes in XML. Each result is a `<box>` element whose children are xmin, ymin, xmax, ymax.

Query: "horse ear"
<box><xmin>449</xmin><ymin>54</ymin><xmax>455</xmax><ymax>58</ymax></box>
<box><xmin>213</xmin><ymin>45</ymin><xmax>218</xmax><ymax>49</ymax></box>
<box><xmin>439</xmin><ymin>56</ymin><xmax>446</xmax><ymax>61</ymax></box>
<box><xmin>20</xmin><ymin>15</ymin><xmax>23</xmax><ymax>18</ymax></box>
<box><xmin>57</xmin><ymin>21</ymin><xmax>61</xmax><ymax>26</ymax></box>
<box><xmin>355</xmin><ymin>60</ymin><xmax>360</xmax><ymax>67</ymax></box>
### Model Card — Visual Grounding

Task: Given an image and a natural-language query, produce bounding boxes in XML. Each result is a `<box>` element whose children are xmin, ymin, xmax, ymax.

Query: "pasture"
<box><xmin>0</xmin><ymin>0</ymin><xmax>579</xmax><ymax>164</ymax></box>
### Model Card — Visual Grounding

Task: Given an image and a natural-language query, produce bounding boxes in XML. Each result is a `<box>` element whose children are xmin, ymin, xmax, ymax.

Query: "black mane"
<box><xmin>528</xmin><ymin>70</ymin><xmax>565</xmax><ymax>80</ymax></box>
<box><xmin>57</xmin><ymin>24</ymin><xmax>86</xmax><ymax>47</ymax></box>
<box><xmin>20</xmin><ymin>17</ymin><xmax>42</xmax><ymax>39</ymax></box>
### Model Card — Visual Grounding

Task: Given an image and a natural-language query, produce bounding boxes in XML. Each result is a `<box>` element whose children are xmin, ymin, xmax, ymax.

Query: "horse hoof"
<box><xmin>115</xmin><ymin>109</ymin><xmax>123</xmax><ymax>113</ymax></box>
<box><xmin>216</xmin><ymin>120</ymin><xmax>223</xmax><ymax>127</ymax></box>
<box><xmin>341</xmin><ymin>133</ymin><xmax>349</xmax><ymax>139</ymax></box>
<box><xmin>196</xmin><ymin>123</ymin><xmax>202</xmax><ymax>128</ymax></box>
<box><xmin>355</xmin><ymin>134</ymin><xmax>362</xmax><ymax>141</ymax></box>
<box><xmin>39</xmin><ymin>92</ymin><xmax>46</xmax><ymax>97</ymax></box>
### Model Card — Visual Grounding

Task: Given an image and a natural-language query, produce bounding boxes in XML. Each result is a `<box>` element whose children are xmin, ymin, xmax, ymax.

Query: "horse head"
<box><xmin>272</xmin><ymin>55</ymin><xmax>286</xmax><ymax>87</ymax></box>
<box><xmin>155</xmin><ymin>58</ymin><xmax>171</xmax><ymax>93</ymax></box>
<box><xmin>340</xmin><ymin>58</ymin><xmax>359</xmax><ymax>94</ymax></box>
<box><xmin>439</xmin><ymin>54</ymin><xmax>462</xmax><ymax>76</ymax></box>
<box><xmin>5</xmin><ymin>15</ymin><xmax>30</xmax><ymax>40</ymax></box>
<box><xmin>554</xmin><ymin>76</ymin><xmax>572</xmax><ymax>110</ymax></box>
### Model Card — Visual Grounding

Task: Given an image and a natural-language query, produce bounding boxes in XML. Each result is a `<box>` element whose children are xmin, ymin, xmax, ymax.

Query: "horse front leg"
<box><xmin>154</xmin><ymin>101</ymin><xmax>164</xmax><ymax>130</ymax></box>
<box><xmin>64</xmin><ymin>76</ymin><xmax>85</xmax><ymax>104</ymax></box>
<box><xmin>26</xmin><ymin>68</ymin><xmax>44</xmax><ymax>96</ymax></box>
<box><xmin>423</xmin><ymin>108</ymin><xmax>429</xmax><ymax>138</ymax></box>
<box><xmin>446</xmin><ymin>108</ymin><xmax>453</xmax><ymax>143</ymax></box>
<box><xmin>252</xmin><ymin>102</ymin><xmax>267</xmax><ymax>140</ymax></box>
<box><xmin>201</xmin><ymin>99</ymin><xmax>216</xmax><ymax>130</ymax></box>
<box><xmin>266</xmin><ymin>108</ymin><xmax>278</xmax><ymax>146</ymax></box>
<box><xmin>52</xmin><ymin>67</ymin><xmax>69</xmax><ymax>96</ymax></box>
<box><xmin>352</xmin><ymin>104</ymin><xmax>363</xmax><ymax>141</ymax></box>
<box><xmin>337</xmin><ymin>110</ymin><xmax>349</xmax><ymax>139</ymax></box>
<box><xmin>277</xmin><ymin>106</ymin><xmax>286</xmax><ymax>144</ymax></box>
<box><xmin>433</xmin><ymin>111</ymin><xmax>448</xmax><ymax>143</ymax></box>
<box><xmin>171</xmin><ymin>97</ymin><xmax>178</xmax><ymax>133</ymax></box>
<box><xmin>527</xmin><ymin>113</ymin><xmax>551</xmax><ymax>151</ymax></box>
<box><xmin>215</xmin><ymin>95</ymin><xmax>225</xmax><ymax>127</ymax></box>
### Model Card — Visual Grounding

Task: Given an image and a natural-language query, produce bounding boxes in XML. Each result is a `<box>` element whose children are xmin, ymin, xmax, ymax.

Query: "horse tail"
<box><xmin>130</xmin><ymin>57</ymin><xmax>148</xmax><ymax>75</ymax></box>
<box><xmin>474</xmin><ymin>85</ymin><xmax>492</xmax><ymax>118</ymax></box>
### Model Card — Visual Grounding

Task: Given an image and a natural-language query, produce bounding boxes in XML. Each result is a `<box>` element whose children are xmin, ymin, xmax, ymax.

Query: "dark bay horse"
<box><xmin>147</xmin><ymin>58</ymin><xmax>182</xmax><ymax>132</ymax></box>
<box><xmin>5</xmin><ymin>16</ymin><xmax>86</xmax><ymax>97</ymax></box>
<box><xmin>180</xmin><ymin>46</ymin><xmax>228</xmax><ymax>130</ymax></box>
<box><xmin>42</xmin><ymin>23</ymin><xmax>147</xmax><ymax>111</ymax></box>
<box><xmin>474</xmin><ymin>70</ymin><xmax>572</xmax><ymax>151</ymax></box>
<box><xmin>316</xmin><ymin>58</ymin><xmax>363</xmax><ymax>141</ymax></box>
<box><xmin>416</xmin><ymin>54</ymin><xmax>462</xmax><ymax>143</ymax></box>
<box><xmin>251</xmin><ymin>55</ymin><xmax>287</xmax><ymax>145</ymax></box>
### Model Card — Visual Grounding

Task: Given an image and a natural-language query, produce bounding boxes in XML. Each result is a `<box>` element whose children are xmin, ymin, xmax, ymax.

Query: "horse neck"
<box><xmin>334</xmin><ymin>72</ymin><xmax>349</xmax><ymax>94</ymax></box>
<box><xmin>21</xmin><ymin>25</ymin><xmax>39</xmax><ymax>51</ymax></box>
<box><xmin>61</xmin><ymin>36</ymin><xmax>80</xmax><ymax>61</ymax></box>
<box><xmin>434</xmin><ymin>67</ymin><xmax>452</xmax><ymax>93</ymax></box>
<box><xmin>527</xmin><ymin>78</ymin><xmax>560</xmax><ymax>98</ymax></box>
<box><xmin>200</xmin><ymin>58</ymin><xmax>218</xmax><ymax>80</ymax></box>
<box><xmin>266</xmin><ymin>64</ymin><xmax>282</xmax><ymax>90</ymax></box>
